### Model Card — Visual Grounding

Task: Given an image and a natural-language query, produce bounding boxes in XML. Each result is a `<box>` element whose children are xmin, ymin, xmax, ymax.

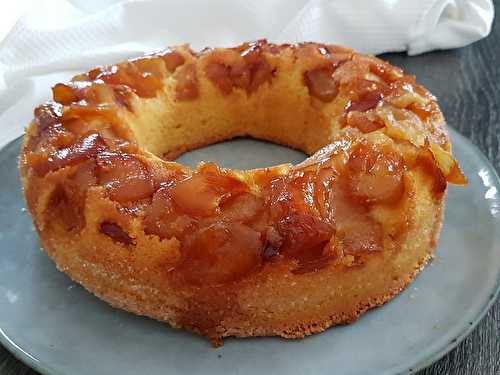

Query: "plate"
<box><xmin>1</xmin><ymin>129</ymin><xmax>499</xmax><ymax>375</ymax></box>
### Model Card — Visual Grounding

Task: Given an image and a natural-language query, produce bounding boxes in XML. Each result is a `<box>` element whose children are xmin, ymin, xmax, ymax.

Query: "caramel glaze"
<box><xmin>21</xmin><ymin>40</ymin><xmax>466</xmax><ymax>344</ymax></box>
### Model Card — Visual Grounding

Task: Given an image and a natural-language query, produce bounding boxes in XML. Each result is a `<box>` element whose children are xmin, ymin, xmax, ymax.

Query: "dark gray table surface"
<box><xmin>1</xmin><ymin>7</ymin><xmax>500</xmax><ymax>375</ymax></box>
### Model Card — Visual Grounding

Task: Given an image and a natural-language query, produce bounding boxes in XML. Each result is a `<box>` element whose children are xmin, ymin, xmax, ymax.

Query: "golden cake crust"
<box><xmin>19</xmin><ymin>40</ymin><xmax>465</xmax><ymax>345</ymax></box>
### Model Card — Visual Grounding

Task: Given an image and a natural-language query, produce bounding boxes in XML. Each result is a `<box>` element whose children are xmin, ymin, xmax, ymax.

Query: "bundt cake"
<box><xmin>19</xmin><ymin>40</ymin><xmax>466</xmax><ymax>346</ymax></box>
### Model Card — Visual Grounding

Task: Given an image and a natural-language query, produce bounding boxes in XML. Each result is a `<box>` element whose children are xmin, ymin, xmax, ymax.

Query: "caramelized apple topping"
<box><xmin>204</xmin><ymin>61</ymin><xmax>237</xmax><ymax>95</ymax></box>
<box><xmin>346</xmin><ymin>80</ymin><xmax>390</xmax><ymax>112</ymax></box>
<box><xmin>367</xmin><ymin>57</ymin><xmax>403</xmax><ymax>83</ymax></box>
<box><xmin>427</xmin><ymin>141</ymin><xmax>467</xmax><ymax>185</ymax></box>
<box><xmin>170</xmin><ymin>171</ymin><xmax>247</xmax><ymax>217</ymax></box>
<box><xmin>175</xmin><ymin>64</ymin><xmax>199</xmax><ymax>100</ymax></box>
<box><xmin>277</xmin><ymin>213</ymin><xmax>333</xmax><ymax>263</ymax></box>
<box><xmin>139</xmin><ymin>136</ymin><xmax>404</xmax><ymax>283</ymax></box>
<box><xmin>178</xmin><ymin>222</ymin><xmax>262</xmax><ymax>284</ymax></box>
<box><xmin>325</xmin><ymin>185</ymin><xmax>384</xmax><ymax>255</ymax></box>
<box><xmin>219</xmin><ymin>192</ymin><xmax>264</xmax><ymax>223</ymax></box>
<box><xmin>295</xmin><ymin>42</ymin><xmax>351</xmax><ymax>68</ymax></box>
<box><xmin>70</xmin><ymin>159</ymin><xmax>98</xmax><ymax>190</ymax></box>
<box><xmin>408</xmin><ymin>102</ymin><xmax>434</xmax><ymax>122</ymax></box>
<box><xmin>341</xmin><ymin>215</ymin><xmax>383</xmax><ymax>254</ymax></box>
<box><xmin>53</xmin><ymin>81</ymin><xmax>128</xmax><ymax>108</ymax></box>
<box><xmin>144</xmin><ymin>186</ymin><xmax>175</xmax><ymax>235</ymax></box>
<box><xmin>266</xmin><ymin>176</ymin><xmax>312</xmax><ymax>220</ymax></box>
<box><xmin>377</xmin><ymin>106</ymin><xmax>465</xmax><ymax>184</ymax></box>
<box><xmin>97</xmin><ymin>152</ymin><xmax>154</xmax><ymax>202</ymax></box>
<box><xmin>323</xmin><ymin>45</ymin><xmax>353</xmax><ymax>66</ymax></box>
<box><xmin>88</xmin><ymin>62</ymin><xmax>163</xmax><ymax>98</ymax></box>
<box><xmin>345</xmin><ymin>111</ymin><xmax>385</xmax><ymax>133</ymax></box>
<box><xmin>344</xmin><ymin>143</ymin><xmax>405</xmax><ymax>204</ymax></box>
<box><xmin>34</xmin><ymin>103</ymin><xmax>63</xmax><ymax>132</ymax></box>
<box><xmin>28</xmin><ymin>133</ymin><xmax>106</xmax><ymax>177</ymax></box>
<box><xmin>60</xmin><ymin>105</ymin><xmax>136</xmax><ymax>148</ymax></box>
<box><xmin>304</xmin><ymin>67</ymin><xmax>338</xmax><ymax>102</ymax></box>
<box><xmin>109</xmin><ymin>84</ymin><xmax>135</xmax><ymax>110</ymax></box>
<box><xmin>144</xmin><ymin>186</ymin><xmax>197</xmax><ymax>240</ymax></box>
<box><xmin>159</xmin><ymin>49</ymin><xmax>185</xmax><ymax>72</ymax></box>
<box><xmin>264</xmin><ymin>42</ymin><xmax>291</xmax><ymax>55</ymax></box>
<box><xmin>26</xmin><ymin>103</ymin><xmax>71</xmax><ymax>153</ymax></box>
<box><xmin>416</xmin><ymin>149</ymin><xmax>448</xmax><ymax>193</ymax></box>
<box><xmin>62</xmin><ymin>104</ymin><xmax>120</xmax><ymax>126</ymax></box>
<box><xmin>333</xmin><ymin>60</ymin><xmax>371</xmax><ymax>86</ymax></box>
<box><xmin>204</xmin><ymin>44</ymin><xmax>274</xmax><ymax>94</ymax></box>
<box><xmin>53</xmin><ymin>82</ymin><xmax>87</xmax><ymax>105</ymax></box>
<box><xmin>130</xmin><ymin>55</ymin><xmax>167</xmax><ymax>78</ymax></box>
<box><xmin>386</xmin><ymin>81</ymin><xmax>430</xmax><ymax>110</ymax></box>
<box><xmin>240</xmin><ymin>42</ymin><xmax>274</xmax><ymax>92</ymax></box>
<box><xmin>297</xmin><ymin>43</ymin><xmax>354</xmax><ymax>102</ymax></box>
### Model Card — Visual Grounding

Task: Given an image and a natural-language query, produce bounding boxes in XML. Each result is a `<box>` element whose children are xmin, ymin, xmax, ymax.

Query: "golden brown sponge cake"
<box><xmin>19</xmin><ymin>40</ymin><xmax>466</xmax><ymax>346</ymax></box>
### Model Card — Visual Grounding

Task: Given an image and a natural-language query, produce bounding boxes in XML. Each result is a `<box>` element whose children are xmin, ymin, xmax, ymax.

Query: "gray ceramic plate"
<box><xmin>1</xmin><ymin>129</ymin><xmax>499</xmax><ymax>375</ymax></box>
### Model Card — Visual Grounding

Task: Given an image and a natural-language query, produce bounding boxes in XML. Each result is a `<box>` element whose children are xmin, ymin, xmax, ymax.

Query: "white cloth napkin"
<box><xmin>0</xmin><ymin>0</ymin><xmax>494</xmax><ymax>148</ymax></box>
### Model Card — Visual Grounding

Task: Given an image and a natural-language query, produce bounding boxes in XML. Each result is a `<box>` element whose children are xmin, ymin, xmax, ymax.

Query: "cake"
<box><xmin>19</xmin><ymin>40</ymin><xmax>466</xmax><ymax>346</ymax></box>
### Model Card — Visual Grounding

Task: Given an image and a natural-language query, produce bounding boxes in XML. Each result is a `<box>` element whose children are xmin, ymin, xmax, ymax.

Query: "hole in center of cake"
<box><xmin>175</xmin><ymin>137</ymin><xmax>307</xmax><ymax>169</ymax></box>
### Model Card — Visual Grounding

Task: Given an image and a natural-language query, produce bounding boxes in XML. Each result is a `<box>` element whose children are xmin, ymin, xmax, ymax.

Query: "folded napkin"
<box><xmin>0</xmin><ymin>0</ymin><xmax>494</xmax><ymax>148</ymax></box>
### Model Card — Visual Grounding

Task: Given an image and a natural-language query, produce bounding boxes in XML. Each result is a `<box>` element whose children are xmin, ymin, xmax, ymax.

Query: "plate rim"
<box><xmin>0</xmin><ymin>129</ymin><xmax>499</xmax><ymax>375</ymax></box>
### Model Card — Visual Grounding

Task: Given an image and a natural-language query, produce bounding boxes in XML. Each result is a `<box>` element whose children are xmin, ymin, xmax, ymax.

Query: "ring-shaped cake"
<box><xmin>20</xmin><ymin>40</ymin><xmax>466</xmax><ymax>345</ymax></box>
